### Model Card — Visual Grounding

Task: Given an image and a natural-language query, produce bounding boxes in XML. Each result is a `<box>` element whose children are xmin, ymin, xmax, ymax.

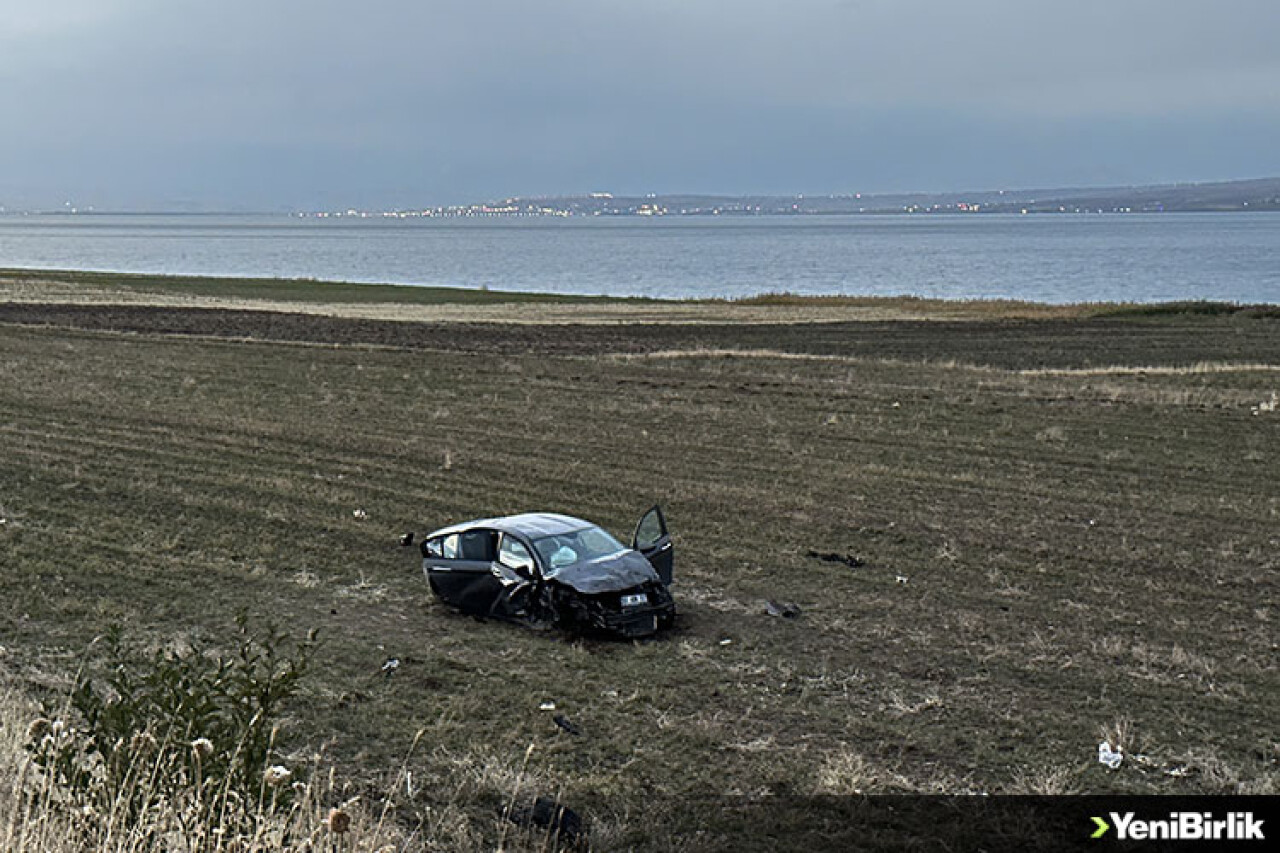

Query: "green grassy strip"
<box><xmin>0</xmin><ymin>268</ymin><xmax>652</xmax><ymax>305</ymax></box>
<box><xmin>1096</xmin><ymin>300</ymin><xmax>1280</xmax><ymax>319</ymax></box>
<box><xmin>4</xmin><ymin>268</ymin><xmax>1278</xmax><ymax>318</ymax></box>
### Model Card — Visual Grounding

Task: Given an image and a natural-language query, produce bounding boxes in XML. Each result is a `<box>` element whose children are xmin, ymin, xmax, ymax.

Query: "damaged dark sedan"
<box><xmin>410</xmin><ymin>506</ymin><xmax>675</xmax><ymax>638</ymax></box>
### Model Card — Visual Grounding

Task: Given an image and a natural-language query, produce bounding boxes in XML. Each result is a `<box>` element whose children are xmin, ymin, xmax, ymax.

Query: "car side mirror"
<box><xmin>399</xmin><ymin>532</ymin><xmax>415</xmax><ymax>547</ymax></box>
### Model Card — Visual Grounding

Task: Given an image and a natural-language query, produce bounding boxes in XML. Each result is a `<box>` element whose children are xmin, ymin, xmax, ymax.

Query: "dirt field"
<box><xmin>1</xmin><ymin>279</ymin><xmax>1277</xmax><ymax>848</ymax></box>
<box><xmin>4</xmin><ymin>301</ymin><xmax>1280</xmax><ymax>368</ymax></box>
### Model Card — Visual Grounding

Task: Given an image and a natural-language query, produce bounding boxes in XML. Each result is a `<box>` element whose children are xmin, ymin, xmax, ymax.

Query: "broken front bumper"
<box><xmin>591</xmin><ymin>606</ymin><xmax>670</xmax><ymax>638</ymax></box>
<box><xmin>553</xmin><ymin>581</ymin><xmax>676</xmax><ymax>638</ymax></box>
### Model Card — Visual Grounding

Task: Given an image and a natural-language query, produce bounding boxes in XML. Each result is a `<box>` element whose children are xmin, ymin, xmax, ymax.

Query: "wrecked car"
<box><xmin>406</xmin><ymin>506</ymin><xmax>675</xmax><ymax>638</ymax></box>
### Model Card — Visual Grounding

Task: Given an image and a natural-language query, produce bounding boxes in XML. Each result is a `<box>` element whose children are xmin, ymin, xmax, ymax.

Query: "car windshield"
<box><xmin>532</xmin><ymin>526</ymin><xmax>626</xmax><ymax>570</ymax></box>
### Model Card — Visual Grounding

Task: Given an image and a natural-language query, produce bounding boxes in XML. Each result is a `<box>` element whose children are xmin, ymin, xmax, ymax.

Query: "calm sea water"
<box><xmin>1</xmin><ymin>212</ymin><xmax>1278</xmax><ymax>303</ymax></box>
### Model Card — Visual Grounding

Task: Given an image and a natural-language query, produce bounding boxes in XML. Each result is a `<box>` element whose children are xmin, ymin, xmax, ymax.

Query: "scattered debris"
<box><xmin>805</xmin><ymin>550</ymin><xmax>865</xmax><ymax>569</ymax></box>
<box><xmin>718</xmin><ymin>638</ymin><xmax>733</xmax><ymax>646</ymax></box>
<box><xmin>764</xmin><ymin>600</ymin><xmax>802</xmax><ymax>619</ymax></box>
<box><xmin>553</xmin><ymin>714</ymin><xmax>582</xmax><ymax>736</ymax></box>
<box><xmin>539</xmin><ymin>701</ymin><xmax>557</xmax><ymax>712</ymax></box>
<box><xmin>895</xmin><ymin>575</ymin><xmax>909</xmax><ymax>585</ymax></box>
<box><xmin>352</xmin><ymin>508</ymin><xmax>368</xmax><ymax>520</ymax></box>
<box><xmin>379</xmin><ymin>657</ymin><xmax>400</xmax><ymax>677</ymax></box>
<box><xmin>399</xmin><ymin>531</ymin><xmax>415</xmax><ymax>546</ymax></box>
<box><xmin>503</xmin><ymin>796</ymin><xmax>584</xmax><ymax>844</ymax></box>
<box><xmin>1251</xmin><ymin>392</ymin><xmax>1278</xmax><ymax>415</ymax></box>
<box><xmin>1097</xmin><ymin>740</ymin><xmax>1123</xmax><ymax>770</ymax></box>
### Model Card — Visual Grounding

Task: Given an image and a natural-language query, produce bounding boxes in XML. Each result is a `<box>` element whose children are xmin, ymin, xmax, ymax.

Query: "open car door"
<box><xmin>631</xmin><ymin>504</ymin><xmax>674</xmax><ymax>586</ymax></box>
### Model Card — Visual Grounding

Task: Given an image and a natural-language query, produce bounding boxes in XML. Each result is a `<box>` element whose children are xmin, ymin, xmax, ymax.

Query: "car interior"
<box><xmin>459</xmin><ymin>529</ymin><xmax>497</xmax><ymax>562</ymax></box>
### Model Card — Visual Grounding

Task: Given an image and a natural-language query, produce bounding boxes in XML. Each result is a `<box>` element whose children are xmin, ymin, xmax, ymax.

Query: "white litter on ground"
<box><xmin>1097</xmin><ymin>741</ymin><xmax>1124</xmax><ymax>770</ymax></box>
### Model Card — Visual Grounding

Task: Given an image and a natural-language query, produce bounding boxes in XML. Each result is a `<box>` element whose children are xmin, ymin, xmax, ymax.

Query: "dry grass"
<box><xmin>1007</xmin><ymin>766</ymin><xmax>1081</xmax><ymax>795</ymax></box>
<box><xmin>1018</xmin><ymin>362</ymin><xmax>1280</xmax><ymax>376</ymax></box>
<box><xmin>0</xmin><ymin>683</ymin><xmax>593</xmax><ymax>852</ymax></box>
<box><xmin>0</xmin><ymin>681</ymin><xmax>415</xmax><ymax>853</ymax></box>
<box><xmin>812</xmin><ymin>748</ymin><xmax>909</xmax><ymax>795</ymax></box>
<box><xmin>720</xmin><ymin>290</ymin><xmax>1106</xmax><ymax>320</ymax></box>
<box><xmin>1098</xmin><ymin>718</ymin><xmax>1139</xmax><ymax>757</ymax></box>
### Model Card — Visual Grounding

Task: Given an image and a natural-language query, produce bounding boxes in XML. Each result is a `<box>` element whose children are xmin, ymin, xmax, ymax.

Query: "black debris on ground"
<box><xmin>502</xmin><ymin>796</ymin><xmax>585</xmax><ymax>844</ymax></box>
<box><xmin>805</xmin><ymin>549</ymin><xmax>865</xmax><ymax>569</ymax></box>
<box><xmin>553</xmin><ymin>714</ymin><xmax>582</xmax><ymax>736</ymax></box>
<box><xmin>764</xmin><ymin>600</ymin><xmax>803</xmax><ymax>619</ymax></box>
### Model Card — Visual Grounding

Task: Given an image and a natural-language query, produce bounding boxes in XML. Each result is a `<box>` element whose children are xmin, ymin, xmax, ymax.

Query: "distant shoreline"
<box><xmin>5</xmin><ymin>175</ymin><xmax>1279</xmax><ymax>218</ymax></box>
<box><xmin>7</xmin><ymin>206</ymin><xmax>1280</xmax><ymax>219</ymax></box>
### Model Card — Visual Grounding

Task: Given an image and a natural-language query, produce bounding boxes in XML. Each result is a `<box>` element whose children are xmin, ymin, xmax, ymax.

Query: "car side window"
<box><xmin>635</xmin><ymin>508</ymin><xmax>666</xmax><ymax>550</ymax></box>
<box><xmin>423</xmin><ymin>536</ymin><xmax>445</xmax><ymax>558</ymax></box>
<box><xmin>441</xmin><ymin>533</ymin><xmax>459</xmax><ymax>559</ymax></box>
<box><xmin>499</xmin><ymin>535</ymin><xmax>535</xmax><ymax>574</ymax></box>
<box><xmin>459</xmin><ymin>530</ymin><xmax>497</xmax><ymax>562</ymax></box>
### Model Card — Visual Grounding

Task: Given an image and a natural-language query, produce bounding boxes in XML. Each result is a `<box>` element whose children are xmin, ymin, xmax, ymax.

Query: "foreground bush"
<box><xmin>7</xmin><ymin>617</ymin><xmax>344</xmax><ymax>851</ymax></box>
<box><xmin>3</xmin><ymin>618</ymin><xmax>588</xmax><ymax>851</ymax></box>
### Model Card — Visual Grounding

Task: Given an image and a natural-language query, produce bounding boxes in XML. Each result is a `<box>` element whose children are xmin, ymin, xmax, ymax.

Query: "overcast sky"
<box><xmin>3</xmin><ymin>0</ymin><xmax>1278</xmax><ymax>210</ymax></box>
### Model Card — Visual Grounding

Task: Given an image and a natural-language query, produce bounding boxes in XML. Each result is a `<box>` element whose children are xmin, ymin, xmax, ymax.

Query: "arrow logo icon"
<box><xmin>1091</xmin><ymin>816</ymin><xmax>1111</xmax><ymax>839</ymax></box>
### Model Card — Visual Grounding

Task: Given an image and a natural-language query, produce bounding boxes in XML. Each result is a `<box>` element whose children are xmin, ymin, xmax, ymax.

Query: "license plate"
<box><xmin>621</xmin><ymin>593</ymin><xmax>648</xmax><ymax>608</ymax></box>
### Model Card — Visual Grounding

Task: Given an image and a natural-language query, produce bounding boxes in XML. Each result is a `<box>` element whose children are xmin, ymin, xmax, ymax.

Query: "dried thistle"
<box><xmin>191</xmin><ymin>737</ymin><xmax>215</xmax><ymax>761</ymax></box>
<box><xmin>263</xmin><ymin>764</ymin><xmax>292</xmax><ymax>787</ymax></box>
<box><xmin>26</xmin><ymin>718</ymin><xmax>51</xmax><ymax>741</ymax></box>
<box><xmin>326</xmin><ymin>806</ymin><xmax>352</xmax><ymax>834</ymax></box>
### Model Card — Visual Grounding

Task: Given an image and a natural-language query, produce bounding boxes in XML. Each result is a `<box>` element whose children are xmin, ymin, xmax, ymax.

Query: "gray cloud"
<box><xmin>2</xmin><ymin>1</ymin><xmax>1278</xmax><ymax>208</ymax></box>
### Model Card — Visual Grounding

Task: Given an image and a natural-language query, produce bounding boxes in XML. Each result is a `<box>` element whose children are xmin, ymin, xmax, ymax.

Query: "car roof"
<box><xmin>427</xmin><ymin>512</ymin><xmax>596</xmax><ymax>540</ymax></box>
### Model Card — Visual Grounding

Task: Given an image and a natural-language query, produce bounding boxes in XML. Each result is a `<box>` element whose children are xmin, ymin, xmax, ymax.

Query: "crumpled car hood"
<box><xmin>544</xmin><ymin>549</ymin><xmax>659</xmax><ymax>594</ymax></box>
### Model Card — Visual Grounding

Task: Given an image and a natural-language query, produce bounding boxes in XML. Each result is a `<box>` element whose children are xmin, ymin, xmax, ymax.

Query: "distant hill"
<box><xmin>454</xmin><ymin>177</ymin><xmax>1280</xmax><ymax>217</ymax></box>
